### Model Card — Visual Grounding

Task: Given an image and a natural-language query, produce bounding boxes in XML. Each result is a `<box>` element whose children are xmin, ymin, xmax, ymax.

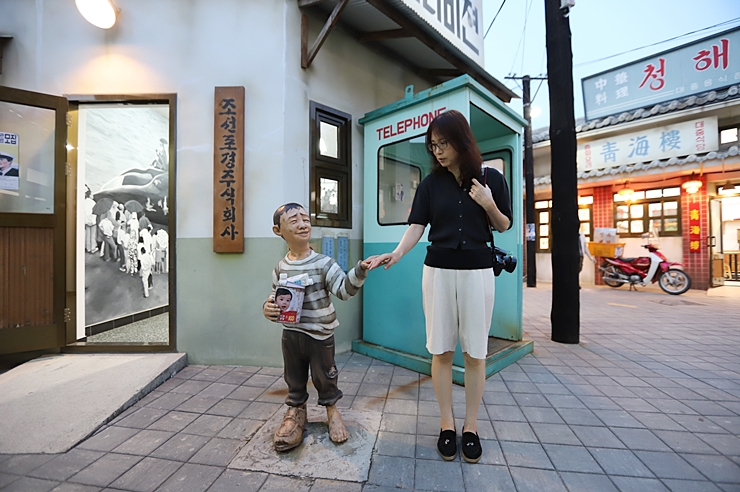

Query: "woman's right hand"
<box><xmin>366</xmin><ymin>224</ymin><xmax>424</xmax><ymax>271</ymax></box>
<box><xmin>366</xmin><ymin>252</ymin><xmax>401</xmax><ymax>270</ymax></box>
<box><xmin>263</xmin><ymin>295</ymin><xmax>280</xmax><ymax>322</ymax></box>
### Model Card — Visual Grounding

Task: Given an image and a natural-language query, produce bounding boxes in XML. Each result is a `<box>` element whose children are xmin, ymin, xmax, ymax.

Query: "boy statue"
<box><xmin>263</xmin><ymin>202</ymin><xmax>373</xmax><ymax>452</ymax></box>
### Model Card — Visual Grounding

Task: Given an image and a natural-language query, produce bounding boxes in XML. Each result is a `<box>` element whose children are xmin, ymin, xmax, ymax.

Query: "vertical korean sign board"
<box><xmin>213</xmin><ymin>86</ymin><xmax>245</xmax><ymax>253</ymax></box>
<box><xmin>582</xmin><ymin>27</ymin><xmax>740</xmax><ymax>121</ymax></box>
<box><xmin>400</xmin><ymin>0</ymin><xmax>484</xmax><ymax>66</ymax></box>
<box><xmin>689</xmin><ymin>202</ymin><xmax>701</xmax><ymax>254</ymax></box>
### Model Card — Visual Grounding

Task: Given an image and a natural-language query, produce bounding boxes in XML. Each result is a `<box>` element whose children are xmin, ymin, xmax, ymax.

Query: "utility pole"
<box><xmin>545</xmin><ymin>0</ymin><xmax>580</xmax><ymax>344</ymax></box>
<box><xmin>507</xmin><ymin>74</ymin><xmax>547</xmax><ymax>288</ymax></box>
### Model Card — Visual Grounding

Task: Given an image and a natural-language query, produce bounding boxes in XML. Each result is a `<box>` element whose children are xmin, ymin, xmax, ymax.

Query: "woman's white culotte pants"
<box><xmin>421</xmin><ymin>265</ymin><xmax>495</xmax><ymax>360</ymax></box>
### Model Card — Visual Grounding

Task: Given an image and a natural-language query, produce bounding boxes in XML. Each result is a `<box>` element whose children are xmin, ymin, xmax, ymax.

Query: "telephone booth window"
<box><xmin>484</xmin><ymin>158</ymin><xmax>505</xmax><ymax>175</ymax></box>
<box><xmin>377</xmin><ymin>135</ymin><xmax>427</xmax><ymax>226</ymax></box>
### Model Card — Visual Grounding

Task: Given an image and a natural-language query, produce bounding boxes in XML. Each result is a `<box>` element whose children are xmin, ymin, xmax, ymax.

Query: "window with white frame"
<box><xmin>578</xmin><ymin>195</ymin><xmax>594</xmax><ymax>241</ymax></box>
<box><xmin>535</xmin><ymin>197</ymin><xmax>593</xmax><ymax>252</ymax></box>
<box><xmin>720</xmin><ymin>126</ymin><xmax>739</xmax><ymax>146</ymax></box>
<box><xmin>535</xmin><ymin>199</ymin><xmax>552</xmax><ymax>252</ymax></box>
<box><xmin>613</xmin><ymin>187</ymin><xmax>681</xmax><ymax>237</ymax></box>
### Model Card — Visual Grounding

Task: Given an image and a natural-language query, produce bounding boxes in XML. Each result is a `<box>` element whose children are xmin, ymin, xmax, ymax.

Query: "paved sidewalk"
<box><xmin>1</xmin><ymin>284</ymin><xmax>739</xmax><ymax>491</ymax></box>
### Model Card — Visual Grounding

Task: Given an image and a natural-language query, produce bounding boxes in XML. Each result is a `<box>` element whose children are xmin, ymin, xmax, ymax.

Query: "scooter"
<box><xmin>599</xmin><ymin>244</ymin><xmax>692</xmax><ymax>295</ymax></box>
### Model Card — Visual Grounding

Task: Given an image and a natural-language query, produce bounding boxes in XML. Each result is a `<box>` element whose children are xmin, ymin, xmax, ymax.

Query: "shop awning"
<box><xmin>298</xmin><ymin>0</ymin><xmax>517</xmax><ymax>103</ymax></box>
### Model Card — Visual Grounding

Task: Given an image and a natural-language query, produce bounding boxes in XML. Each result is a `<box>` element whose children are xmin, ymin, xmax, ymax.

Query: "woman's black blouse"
<box><xmin>407</xmin><ymin>167</ymin><xmax>513</xmax><ymax>270</ymax></box>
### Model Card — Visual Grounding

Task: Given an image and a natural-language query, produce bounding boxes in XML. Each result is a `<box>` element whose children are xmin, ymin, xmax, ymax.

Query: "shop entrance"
<box><xmin>354</xmin><ymin>76</ymin><xmax>532</xmax><ymax>384</ymax></box>
<box><xmin>68</xmin><ymin>98</ymin><xmax>174</xmax><ymax>348</ymax></box>
<box><xmin>710</xmin><ymin>195</ymin><xmax>740</xmax><ymax>287</ymax></box>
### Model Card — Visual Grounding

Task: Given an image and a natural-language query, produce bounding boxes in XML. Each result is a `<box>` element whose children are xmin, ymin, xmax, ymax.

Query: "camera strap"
<box><xmin>482</xmin><ymin>167</ymin><xmax>495</xmax><ymax>249</ymax></box>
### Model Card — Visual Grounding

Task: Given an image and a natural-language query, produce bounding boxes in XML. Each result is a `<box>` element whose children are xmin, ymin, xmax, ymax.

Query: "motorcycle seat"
<box><xmin>619</xmin><ymin>257</ymin><xmax>637</xmax><ymax>262</ymax></box>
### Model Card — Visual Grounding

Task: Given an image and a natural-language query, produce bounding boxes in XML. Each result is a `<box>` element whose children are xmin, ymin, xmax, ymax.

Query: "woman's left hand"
<box><xmin>469</xmin><ymin>178</ymin><xmax>494</xmax><ymax>210</ymax></box>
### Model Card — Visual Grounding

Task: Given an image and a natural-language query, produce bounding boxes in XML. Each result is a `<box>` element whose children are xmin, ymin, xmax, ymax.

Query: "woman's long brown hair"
<box><xmin>425</xmin><ymin>109</ymin><xmax>483</xmax><ymax>188</ymax></box>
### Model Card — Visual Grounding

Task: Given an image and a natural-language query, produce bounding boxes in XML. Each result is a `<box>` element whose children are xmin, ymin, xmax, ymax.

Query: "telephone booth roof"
<box><xmin>359</xmin><ymin>75</ymin><xmax>527</xmax><ymax>132</ymax></box>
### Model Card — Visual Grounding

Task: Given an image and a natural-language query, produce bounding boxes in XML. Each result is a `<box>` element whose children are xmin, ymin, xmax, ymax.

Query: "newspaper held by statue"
<box><xmin>275</xmin><ymin>273</ymin><xmax>314</xmax><ymax>324</ymax></box>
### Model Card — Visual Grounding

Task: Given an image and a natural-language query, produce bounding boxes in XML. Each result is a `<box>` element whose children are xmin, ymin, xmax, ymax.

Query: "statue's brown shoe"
<box><xmin>274</xmin><ymin>405</ymin><xmax>307</xmax><ymax>452</ymax></box>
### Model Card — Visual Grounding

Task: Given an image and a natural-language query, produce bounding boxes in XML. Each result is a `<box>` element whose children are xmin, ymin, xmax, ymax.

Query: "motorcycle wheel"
<box><xmin>658</xmin><ymin>268</ymin><xmax>692</xmax><ymax>295</ymax></box>
<box><xmin>602</xmin><ymin>263</ymin><xmax>623</xmax><ymax>288</ymax></box>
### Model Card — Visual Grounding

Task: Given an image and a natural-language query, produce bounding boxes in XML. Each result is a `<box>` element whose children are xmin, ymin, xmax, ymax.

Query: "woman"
<box><xmin>367</xmin><ymin>110</ymin><xmax>512</xmax><ymax>463</ymax></box>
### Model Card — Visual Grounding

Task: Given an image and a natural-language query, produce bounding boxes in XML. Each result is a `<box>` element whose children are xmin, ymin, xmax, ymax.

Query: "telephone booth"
<box><xmin>353</xmin><ymin>76</ymin><xmax>533</xmax><ymax>384</ymax></box>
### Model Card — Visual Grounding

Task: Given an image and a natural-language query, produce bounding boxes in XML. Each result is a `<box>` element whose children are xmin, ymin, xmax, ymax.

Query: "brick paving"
<box><xmin>0</xmin><ymin>284</ymin><xmax>738</xmax><ymax>491</ymax></box>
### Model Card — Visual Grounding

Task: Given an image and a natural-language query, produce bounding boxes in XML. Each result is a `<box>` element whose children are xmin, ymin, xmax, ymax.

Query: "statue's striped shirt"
<box><xmin>271</xmin><ymin>250</ymin><xmax>367</xmax><ymax>340</ymax></box>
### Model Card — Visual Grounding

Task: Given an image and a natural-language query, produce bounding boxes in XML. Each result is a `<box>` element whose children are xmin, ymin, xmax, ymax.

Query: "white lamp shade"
<box><xmin>718</xmin><ymin>182</ymin><xmax>738</xmax><ymax>195</ymax></box>
<box><xmin>76</xmin><ymin>0</ymin><xmax>117</xmax><ymax>29</ymax></box>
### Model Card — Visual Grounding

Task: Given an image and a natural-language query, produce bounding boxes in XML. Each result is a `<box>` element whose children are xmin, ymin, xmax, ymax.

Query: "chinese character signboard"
<box><xmin>213</xmin><ymin>87</ymin><xmax>244</xmax><ymax>253</ymax></box>
<box><xmin>0</xmin><ymin>132</ymin><xmax>20</xmax><ymax>191</ymax></box>
<box><xmin>582</xmin><ymin>27</ymin><xmax>740</xmax><ymax>121</ymax></box>
<box><xmin>689</xmin><ymin>202</ymin><xmax>701</xmax><ymax>254</ymax></box>
<box><xmin>577</xmin><ymin>116</ymin><xmax>718</xmax><ymax>173</ymax></box>
<box><xmin>401</xmin><ymin>0</ymin><xmax>484</xmax><ymax>67</ymax></box>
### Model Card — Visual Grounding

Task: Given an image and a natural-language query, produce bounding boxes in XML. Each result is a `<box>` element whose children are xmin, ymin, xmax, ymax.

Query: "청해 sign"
<box><xmin>577</xmin><ymin>116</ymin><xmax>718</xmax><ymax>173</ymax></box>
<box><xmin>582</xmin><ymin>27</ymin><xmax>740</xmax><ymax>121</ymax></box>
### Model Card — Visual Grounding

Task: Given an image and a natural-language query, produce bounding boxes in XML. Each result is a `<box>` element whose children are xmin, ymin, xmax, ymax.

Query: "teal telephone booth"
<box><xmin>353</xmin><ymin>76</ymin><xmax>533</xmax><ymax>384</ymax></box>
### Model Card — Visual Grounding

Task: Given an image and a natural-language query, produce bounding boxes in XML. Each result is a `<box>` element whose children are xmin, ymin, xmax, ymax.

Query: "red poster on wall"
<box><xmin>689</xmin><ymin>202</ymin><xmax>701</xmax><ymax>253</ymax></box>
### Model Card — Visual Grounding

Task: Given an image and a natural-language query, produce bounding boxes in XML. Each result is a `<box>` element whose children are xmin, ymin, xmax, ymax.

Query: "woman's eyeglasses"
<box><xmin>427</xmin><ymin>141</ymin><xmax>448</xmax><ymax>153</ymax></box>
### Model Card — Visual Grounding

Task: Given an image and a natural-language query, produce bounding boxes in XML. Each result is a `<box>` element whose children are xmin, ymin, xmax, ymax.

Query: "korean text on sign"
<box><xmin>213</xmin><ymin>87</ymin><xmax>245</xmax><ymax>253</ymax></box>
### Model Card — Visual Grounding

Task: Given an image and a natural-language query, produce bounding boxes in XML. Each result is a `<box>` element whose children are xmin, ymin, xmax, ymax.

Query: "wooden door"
<box><xmin>0</xmin><ymin>86</ymin><xmax>68</xmax><ymax>355</ymax></box>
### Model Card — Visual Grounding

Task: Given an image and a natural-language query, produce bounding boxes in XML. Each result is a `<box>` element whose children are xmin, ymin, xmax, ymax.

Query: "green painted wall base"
<box><xmin>352</xmin><ymin>339</ymin><xmax>534</xmax><ymax>385</ymax></box>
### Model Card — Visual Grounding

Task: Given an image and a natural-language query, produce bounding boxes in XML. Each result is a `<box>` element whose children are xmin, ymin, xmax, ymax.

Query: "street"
<box><xmin>0</xmin><ymin>283</ymin><xmax>738</xmax><ymax>491</ymax></box>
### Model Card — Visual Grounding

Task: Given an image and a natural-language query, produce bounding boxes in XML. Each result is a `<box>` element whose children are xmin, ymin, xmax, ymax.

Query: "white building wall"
<box><xmin>0</xmin><ymin>0</ymin><xmax>427</xmax><ymax>240</ymax></box>
<box><xmin>0</xmin><ymin>0</ymin><xmax>431</xmax><ymax>364</ymax></box>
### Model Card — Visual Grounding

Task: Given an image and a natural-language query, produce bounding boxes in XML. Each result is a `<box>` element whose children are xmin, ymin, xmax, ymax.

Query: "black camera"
<box><xmin>492</xmin><ymin>246</ymin><xmax>517</xmax><ymax>276</ymax></box>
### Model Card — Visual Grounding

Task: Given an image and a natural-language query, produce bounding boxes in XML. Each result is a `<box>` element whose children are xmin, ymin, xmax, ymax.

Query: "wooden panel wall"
<box><xmin>0</xmin><ymin>227</ymin><xmax>54</xmax><ymax>329</ymax></box>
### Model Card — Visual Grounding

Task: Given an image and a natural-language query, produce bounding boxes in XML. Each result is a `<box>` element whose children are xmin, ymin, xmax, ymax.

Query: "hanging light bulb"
<box><xmin>682</xmin><ymin>174</ymin><xmax>702</xmax><ymax>194</ymax></box>
<box><xmin>618</xmin><ymin>182</ymin><xmax>634</xmax><ymax>198</ymax></box>
<box><xmin>718</xmin><ymin>181</ymin><xmax>738</xmax><ymax>196</ymax></box>
<box><xmin>75</xmin><ymin>0</ymin><xmax>119</xmax><ymax>29</ymax></box>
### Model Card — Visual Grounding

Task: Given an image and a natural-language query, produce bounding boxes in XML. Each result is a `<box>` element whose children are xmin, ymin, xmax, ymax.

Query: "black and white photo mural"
<box><xmin>76</xmin><ymin>103</ymin><xmax>170</xmax><ymax>343</ymax></box>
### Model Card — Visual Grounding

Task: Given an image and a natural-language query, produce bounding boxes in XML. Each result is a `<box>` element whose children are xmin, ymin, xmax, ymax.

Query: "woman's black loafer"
<box><xmin>437</xmin><ymin>429</ymin><xmax>457</xmax><ymax>461</ymax></box>
<box><xmin>462</xmin><ymin>431</ymin><xmax>482</xmax><ymax>463</ymax></box>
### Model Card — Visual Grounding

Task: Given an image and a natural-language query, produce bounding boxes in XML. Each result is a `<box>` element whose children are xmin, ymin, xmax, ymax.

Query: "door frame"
<box><xmin>708</xmin><ymin>197</ymin><xmax>723</xmax><ymax>288</ymax></box>
<box><xmin>63</xmin><ymin>94</ymin><xmax>177</xmax><ymax>353</ymax></box>
<box><xmin>0</xmin><ymin>86</ymin><xmax>68</xmax><ymax>356</ymax></box>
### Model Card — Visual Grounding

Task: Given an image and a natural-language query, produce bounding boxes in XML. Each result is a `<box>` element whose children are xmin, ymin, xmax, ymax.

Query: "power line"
<box><xmin>574</xmin><ymin>17</ymin><xmax>740</xmax><ymax>68</ymax></box>
<box><xmin>508</xmin><ymin>0</ymin><xmax>535</xmax><ymax>77</ymax></box>
<box><xmin>521</xmin><ymin>0</ymin><xmax>534</xmax><ymax>76</ymax></box>
<box><xmin>484</xmin><ymin>0</ymin><xmax>508</xmax><ymax>39</ymax></box>
<box><xmin>532</xmin><ymin>78</ymin><xmax>546</xmax><ymax>102</ymax></box>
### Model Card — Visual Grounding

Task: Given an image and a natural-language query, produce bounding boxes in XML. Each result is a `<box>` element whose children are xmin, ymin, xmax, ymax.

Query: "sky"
<box><xmin>481</xmin><ymin>0</ymin><xmax>740</xmax><ymax>130</ymax></box>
